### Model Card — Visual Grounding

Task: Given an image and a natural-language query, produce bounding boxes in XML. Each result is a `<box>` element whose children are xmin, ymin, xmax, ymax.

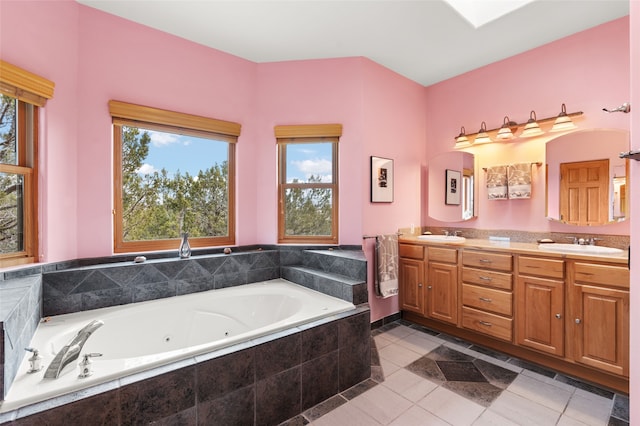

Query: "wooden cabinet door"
<box><xmin>516</xmin><ymin>275</ymin><xmax>564</xmax><ymax>356</ymax></box>
<box><xmin>572</xmin><ymin>284</ymin><xmax>629</xmax><ymax>376</ymax></box>
<box><xmin>399</xmin><ymin>258</ymin><xmax>425</xmax><ymax>315</ymax></box>
<box><xmin>427</xmin><ymin>262</ymin><xmax>458</xmax><ymax>325</ymax></box>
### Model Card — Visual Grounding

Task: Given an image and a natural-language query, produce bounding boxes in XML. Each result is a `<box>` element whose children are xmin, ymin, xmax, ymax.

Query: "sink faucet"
<box><xmin>44</xmin><ymin>320</ymin><xmax>104</xmax><ymax>379</ymax></box>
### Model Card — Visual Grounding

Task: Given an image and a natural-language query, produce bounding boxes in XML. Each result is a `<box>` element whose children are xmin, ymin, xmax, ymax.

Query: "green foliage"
<box><xmin>284</xmin><ymin>175</ymin><xmax>332</xmax><ymax>236</ymax></box>
<box><xmin>121</xmin><ymin>126</ymin><xmax>228</xmax><ymax>242</ymax></box>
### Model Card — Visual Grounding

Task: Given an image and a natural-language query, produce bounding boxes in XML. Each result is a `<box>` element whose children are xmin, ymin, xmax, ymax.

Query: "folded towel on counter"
<box><xmin>508</xmin><ymin>163</ymin><xmax>532</xmax><ymax>199</ymax></box>
<box><xmin>486</xmin><ymin>165</ymin><xmax>508</xmax><ymax>200</ymax></box>
<box><xmin>375</xmin><ymin>234</ymin><xmax>399</xmax><ymax>298</ymax></box>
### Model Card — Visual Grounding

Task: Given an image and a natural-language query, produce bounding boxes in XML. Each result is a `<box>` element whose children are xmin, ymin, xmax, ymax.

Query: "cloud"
<box><xmin>147</xmin><ymin>130</ymin><xmax>181</xmax><ymax>147</ymax></box>
<box><xmin>291</xmin><ymin>158</ymin><xmax>332</xmax><ymax>176</ymax></box>
<box><xmin>137</xmin><ymin>163</ymin><xmax>157</xmax><ymax>175</ymax></box>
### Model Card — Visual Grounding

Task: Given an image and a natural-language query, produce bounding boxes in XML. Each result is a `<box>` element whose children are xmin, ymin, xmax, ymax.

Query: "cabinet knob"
<box><xmin>418</xmin><ymin>283</ymin><xmax>423</xmax><ymax>287</ymax></box>
<box><xmin>427</xmin><ymin>285</ymin><xmax>432</xmax><ymax>290</ymax></box>
<box><xmin>555</xmin><ymin>313</ymin><xmax>562</xmax><ymax>319</ymax></box>
<box><xmin>575</xmin><ymin>318</ymin><xmax>582</xmax><ymax>324</ymax></box>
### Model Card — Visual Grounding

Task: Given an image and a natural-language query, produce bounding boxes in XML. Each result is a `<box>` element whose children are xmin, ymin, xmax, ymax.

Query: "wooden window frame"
<box><xmin>111</xmin><ymin>101</ymin><xmax>239</xmax><ymax>253</ymax></box>
<box><xmin>0</xmin><ymin>61</ymin><xmax>53</xmax><ymax>268</ymax></box>
<box><xmin>276</xmin><ymin>124</ymin><xmax>341</xmax><ymax>244</ymax></box>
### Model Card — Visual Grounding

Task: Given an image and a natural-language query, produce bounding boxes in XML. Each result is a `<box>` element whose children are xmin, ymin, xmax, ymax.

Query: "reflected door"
<box><xmin>560</xmin><ymin>159</ymin><xmax>609</xmax><ymax>226</ymax></box>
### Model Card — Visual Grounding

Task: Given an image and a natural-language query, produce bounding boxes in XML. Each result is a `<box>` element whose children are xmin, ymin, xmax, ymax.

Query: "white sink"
<box><xmin>538</xmin><ymin>243</ymin><xmax>624</xmax><ymax>255</ymax></box>
<box><xmin>417</xmin><ymin>235</ymin><xmax>466</xmax><ymax>243</ymax></box>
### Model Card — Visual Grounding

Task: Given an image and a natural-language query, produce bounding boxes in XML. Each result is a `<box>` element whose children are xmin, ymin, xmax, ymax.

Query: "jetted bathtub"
<box><xmin>1</xmin><ymin>279</ymin><xmax>356</xmax><ymax>413</ymax></box>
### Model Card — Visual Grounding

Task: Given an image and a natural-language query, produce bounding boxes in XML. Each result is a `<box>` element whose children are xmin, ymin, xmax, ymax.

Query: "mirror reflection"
<box><xmin>545</xmin><ymin>129</ymin><xmax>629</xmax><ymax>225</ymax></box>
<box><xmin>428</xmin><ymin>151</ymin><xmax>475</xmax><ymax>222</ymax></box>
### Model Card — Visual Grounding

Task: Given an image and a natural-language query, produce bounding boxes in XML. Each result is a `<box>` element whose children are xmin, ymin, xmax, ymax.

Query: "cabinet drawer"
<box><xmin>399</xmin><ymin>244</ymin><xmax>423</xmax><ymax>260</ymax></box>
<box><xmin>428</xmin><ymin>247</ymin><xmax>457</xmax><ymax>264</ymax></box>
<box><xmin>463</xmin><ymin>250</ymin><xmax>512</xmax><ymax>272</ymax></box>
<box><xmin>519</xmin><ymin>256</ymin><xmax>564</xmax><ymax>279</ymax></box>
<box><xmin>574</xmin><ymin>262</ymin><xmax>629</xmax><ymax>289</ymax></box>
<box><xmin>462</xmin><ymin>267</ymin><xmax>513</xmax><ymax>290</ymax></box>
<box><xmin>462</xmin><ymin>307</ymin><xmax>513</xmax><ymax>342</ymax></box>
<box><xmin>462</xmin><ymin>284</ymin><xmax>512</xmax><ymax>316</ymax></box>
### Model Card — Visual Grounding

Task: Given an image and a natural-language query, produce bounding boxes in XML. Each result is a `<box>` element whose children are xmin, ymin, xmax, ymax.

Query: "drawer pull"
<box><xmin>479</xmin><ymin>259</ymin><xmax>492</xmax><ymax>263</ymax></box>
<box><xmin>575</xmin><ymin>318</ymin><xmax>582</xmax><ymax>324</ymax></box>
<box><xmin>526</xmin><ymin>265</ymin><xmax>540</xmax><ymax>269</ymax></box>
<box><xmin>555</xmin><ymin>313</ymin><xmax>562</xmax><ymax>319</ymax></box>
<box><xmin>479</xmin><ymin>321</ymin><xmax>492</xmax><ymax>327</ymax></box>
<box><xmin>479</xmin><ymin>276</ymin><xmax>492</xmax><ymax>281</ymax></box>
<box><xmin>479</xmin><ymin>297</ymin><xmax>493</xmax><ymax>303</ymax></box>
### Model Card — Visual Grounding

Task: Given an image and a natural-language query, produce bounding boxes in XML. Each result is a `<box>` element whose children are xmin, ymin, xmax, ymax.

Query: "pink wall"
<box><xmin>424</xmin><ymin>18</ymin><xmax>631</xmax><ymax>236</ymax></box>
<box><xmin>628</xmin><ymin>0</ymin><xmax>638</xmax><ymax>420</ymax></box>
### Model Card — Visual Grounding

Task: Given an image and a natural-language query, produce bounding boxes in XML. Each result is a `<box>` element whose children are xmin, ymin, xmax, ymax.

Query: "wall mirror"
<box><xmin>545</xmin><ymin>128</ymin><xmax>629</xmax><ymax>225</ymax></box>
<box><xmin>428</xmin><ymin>151</ymin><xmax>475</xmax><ymax>222</ymax></box>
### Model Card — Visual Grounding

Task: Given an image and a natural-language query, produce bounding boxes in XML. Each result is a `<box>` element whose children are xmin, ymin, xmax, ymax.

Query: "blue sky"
<box><xmin>137</xmin><ymin>129</ymin><xmax>333</xmax><ymax>183</ymax></box>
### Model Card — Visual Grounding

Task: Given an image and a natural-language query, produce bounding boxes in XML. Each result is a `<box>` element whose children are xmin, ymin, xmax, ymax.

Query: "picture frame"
<box><xmin>445</xmin><ymin>169</ymin><xmax>461</xmax><ymax>205</ymax></box>
<box><xmin>370</xmin><ymin>156</ymin><xmax>394</xmax><ymax>203</ymax></box>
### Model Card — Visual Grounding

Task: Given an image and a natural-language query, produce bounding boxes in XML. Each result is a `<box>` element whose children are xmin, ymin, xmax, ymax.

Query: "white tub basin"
<box><xmin>416</xmin><ymin>235</ymin><xmax>466</xmax><ymax>243</ymax></box>
<box><xmin>537</xmin><ymin>243</ymin><xmax>624</xmax><ymax>255</ymax></box>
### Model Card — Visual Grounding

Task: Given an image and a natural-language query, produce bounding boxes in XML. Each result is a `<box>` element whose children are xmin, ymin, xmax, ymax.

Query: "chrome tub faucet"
<box><xmin>44</xmin><ymin>319</ymin><xmax>104</xmax><ymax>379</ymax></box>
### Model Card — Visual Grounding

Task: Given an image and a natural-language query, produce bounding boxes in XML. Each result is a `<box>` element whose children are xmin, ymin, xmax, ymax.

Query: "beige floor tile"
<box><xmin>506</xmin><ymin>373</ymin><xmax>572</xmax><ymax>412</ymax></box>
<box><xmin>489</xmin><ymin>390</ymin><xmax>561</xmax><ymax>426</ymax></box>
<box><xmin>389</xmin><ymin>405</ymin><xmax>451</xmax><ymax>426</ymax></box>
<box><xmin>311</xmin><ymin>401</ymin><xmax>382</xmax><ymax>426</ymax></box>
<box><xmin>381</xmin><ymin>368</ymin><xmax>438</xmax><ymax>402</ymax></box>
<box><xmin>418</xmin><ymin>386</ymin><xmax>484</xmax><ymax>425</ymax></box>
<box><xmin>520</xmin><ymin>369</ymin><xmax>576</xmax><ymax>393</ymax></box>
<box><xmin>563</xmin><ymin>391</ymin><xmax>613</xmax><ymax>426</ymax></box>
<box><xmin>395</xmin><ymin>331</ymin><xmax>442</xmax><ymax>355</ymax></box>
<box><xmin>374</xmin><ymin>333</ymin><xmax>395</xmax><ymax>350</ymax></box>
<box><xmin>350</xmin><ymin>384</ymin><xmax>413</xmax><ymax>424</ymax></box>
<box><xmin>378</xmin><ymin>342</ymin><xmax>423</xmax><ymax>367</ymax></box>
<box><xmin>557</xmin><ymin>415</ymin><xmax>590</xmax><ymax>426</ymax></box>
<box><xmin>472</xmin><ymin>409</ymin><xmax>519</xmax><ymax>426</ymax></box>
<box><xmin>380</xmin><ymin>325</ymin><xmax>416</xmax><ymax>342</ymax></box>
<box><xmin>380</xmin><ymin>357</ymin><xmax>402</xmax><ymax>377</ymax></box>
<box><xmin>477</xmin><ymin>356</ymin><xmax>523</xmax><ymax>374</ymax></box>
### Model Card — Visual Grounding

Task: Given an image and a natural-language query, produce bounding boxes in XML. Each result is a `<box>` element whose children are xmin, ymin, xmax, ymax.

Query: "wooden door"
<box><xmin>559</xmin><ymin>159</ymin><xmax>609</xmax><ymax>225</ymax></box>
<box><xmin>572</xmin><ymin>284</ymin><xmax>629</xmax><ymax>376</ymax></box>
<box><xmin>399</xmin><ymin>258</ymin><xmax>425</xmax><ymax>314</ymax></box>
<box><xmin>427</xmin><ymin>262</ymin><xmax>458</xmax><ymax>325</ymax></box>
<box><xmin>516</xmin><ymin>275</ymin><xmax>564</xmax><ymax>356</ymax></box>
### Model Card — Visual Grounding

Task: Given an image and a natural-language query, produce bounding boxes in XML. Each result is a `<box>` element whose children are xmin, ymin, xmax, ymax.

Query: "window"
<box><xmin>276</xmin><ymin>124</ymin><xmax>341</xmax><ymax>244</ymax></box>
<box><xmin>110</xmin><ymin>101</ymin><xmax>240</xmax><ymax>253</ymax></box>
<box><xmin>0</xmin><ymin>60</ymin><xmax>54</xmax><ymax>267</ymax></box>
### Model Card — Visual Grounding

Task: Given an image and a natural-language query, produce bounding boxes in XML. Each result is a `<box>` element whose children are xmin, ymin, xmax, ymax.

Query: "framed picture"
<box><xmin>371</xmin><ymin>156</ymin><xmax>394</xmax><ymax>203</ymax></box>
<box><xmin>445</xmin><ymin>169</ymin><xmax>461</xmax><ymax>205</ymax></box>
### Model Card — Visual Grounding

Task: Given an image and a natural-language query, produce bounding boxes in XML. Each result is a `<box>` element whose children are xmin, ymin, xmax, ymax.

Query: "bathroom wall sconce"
<box><xmin>474</xmin><ymin>121</ymin><xmax>492</xmax><ymax>144</ymax></box>
<box><xmin>496</xmin><ymin>116</ymin><xmax>518</xmax><ymax>140</ymax></box>
<box><xmin>454</xmin><ymin>104</ymin><xmax>583</xmax><ymax>147</ymax></box>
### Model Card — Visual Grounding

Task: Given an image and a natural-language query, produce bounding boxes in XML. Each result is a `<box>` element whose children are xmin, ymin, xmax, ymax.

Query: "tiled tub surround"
<box><xmin>0</xmin><ymin>246</ymin><xmax>368</xmax><ymax>420</ymax></box>
<box><xmin>1</xmin><ymin>307</ymin><xmax>371</xmax><ymax>425</ymax></box>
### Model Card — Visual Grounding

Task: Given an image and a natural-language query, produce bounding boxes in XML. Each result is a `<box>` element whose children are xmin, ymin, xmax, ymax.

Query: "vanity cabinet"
<box><xmin>567</xmin><ymin>261</ymin><xmax>629</xmax><ymax>377</ymax></box>
<box><xmin>426</xmin><ymin>247</ymin><xmax>458</xmax><ymax>325</ymax></box>
<box><xmin>461</xmin><ymin>250</ymin><xmax>513</xmax><ymax>342</ymax></box>
<box><xmin>398</xmin><ymin>244</ymin><xmax>425</xmax><ymax>315</ymax></box>
<box><xmin>516</xmin><ymin>256</ymin><xmax>565</xmax><ymax>356</ymax></box>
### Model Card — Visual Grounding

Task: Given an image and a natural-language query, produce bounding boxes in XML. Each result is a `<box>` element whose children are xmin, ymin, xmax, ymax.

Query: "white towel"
<box><xmin>375</xmin><ymin>234</ymin><xmax>399</xmax><ymax>298</ymax></box>
<box><xmin>486</xmin><ymin>165</ymin><xmax>508</xmax><ymax>200</ymax></box>
<box><xmin>508</xmin><ymin>163</ymin><xmax>532</xmax><ymax>199</ymax></box>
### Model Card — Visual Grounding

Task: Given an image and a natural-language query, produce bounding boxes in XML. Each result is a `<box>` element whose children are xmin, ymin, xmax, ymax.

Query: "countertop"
<box><xmin>398</xmin><ymin>236</ymin><xmax>630</xmax><ymax>265</ymax></box>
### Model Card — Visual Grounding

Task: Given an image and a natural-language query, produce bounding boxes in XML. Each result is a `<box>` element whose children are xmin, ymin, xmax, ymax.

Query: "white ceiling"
<box><xmin>77</xmin><ymin>0</ymin><xmax>629</xmax><ymax>87</ymax></box>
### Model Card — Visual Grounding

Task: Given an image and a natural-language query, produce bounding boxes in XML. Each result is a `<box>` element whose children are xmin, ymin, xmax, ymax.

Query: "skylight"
<box><xmin>444</xmin><ymin>0</ymin><xmax>536</xmax><ymax>28</ymax></box>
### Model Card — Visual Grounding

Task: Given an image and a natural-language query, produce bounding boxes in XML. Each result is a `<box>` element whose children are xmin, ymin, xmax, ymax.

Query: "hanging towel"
<box><xmin>375</xmin><ymin>234</ymin><xmax>399</xmax><ymax>298</ymax></box>
<box><xmin>486</xmin><ymin>165</ymin><xmax>508</xmax><ymax>200</ymax></box>
<box><xmin>508</xmin><ymin>163</ymin><xmax>532</xmax><ymax>199</ymax></box>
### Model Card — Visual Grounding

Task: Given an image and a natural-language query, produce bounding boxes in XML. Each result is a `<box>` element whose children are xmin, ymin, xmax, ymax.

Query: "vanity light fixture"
<box><xmin>455</xmin><ymin>126</ymin><xmax>470</xmax><ymax>144</ymax></box>
<box><xmin>550</xmin><ymin>103</ymin><xmax>577</xmax><ymax>132</ymax></box>
<box><xmin>474</xmin><ymin>121</ymin><xmax>492</xmax><ymax>144</ymax></box>
<box><xmin>496</xmin><ymin>116</ymin><xmax>517</xmax><ymax>140</ymax></box>
<box><xmin>520</xmin><ymin>110</ymin><xmax>543</xmax><ymax>138</ymax></box>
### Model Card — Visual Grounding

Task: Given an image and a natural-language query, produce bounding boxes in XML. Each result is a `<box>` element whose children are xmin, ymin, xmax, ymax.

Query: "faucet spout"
<box><xmin>44</xmin><ymin>319</ymin><xmax>104</xmax><ymax>379</ymax></box>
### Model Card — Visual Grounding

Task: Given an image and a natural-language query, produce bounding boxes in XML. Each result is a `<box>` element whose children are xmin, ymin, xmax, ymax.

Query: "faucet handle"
<box><xmin>25</xmin><ymin>347</ymin><xmax>43</xmax><ymax>373</ymax></box>
<box><xmin>453</xmin><ymin>230</ymin><xmax>462</xmax><ymax>237</ymax></box>
<box><xmin>565</xmin><ymin>236</ymin><xmax>578</xmax><ymax>244</ymax></box>
<box><xmin>78</xmin><ymin>353</ymin><xmax>102</xmax><ymax>379</ymax></box>
<box><xmin>588</xmin><ymin>237</ymin><xmax>603</xmax><ymax>246</ymax></box>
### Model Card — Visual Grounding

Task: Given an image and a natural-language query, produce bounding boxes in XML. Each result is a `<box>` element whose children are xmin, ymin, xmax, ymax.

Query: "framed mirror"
<box><xmin>428</xmin><ymin>151</ymin><xmax>475</xmax><ymax>222</ymax></box>
<box><xmin>545</xmin><ymin>128</ymin><xmax>629</xmax><ymax>225</ymax></box>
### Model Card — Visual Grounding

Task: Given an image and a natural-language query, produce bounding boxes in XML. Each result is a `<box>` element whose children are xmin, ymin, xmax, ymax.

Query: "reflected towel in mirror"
<box><xmin>375</xmin><ymin>234</ymin><xmax>399</xmax><ymax>298</ymax></box>
<box><xmin>486</xmin><ymin>165</ymin><xmax>508</xmax><ymax>200</ymax></box>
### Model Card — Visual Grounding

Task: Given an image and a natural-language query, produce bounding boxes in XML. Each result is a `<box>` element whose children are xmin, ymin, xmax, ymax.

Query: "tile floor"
<box><xmin>287</xmin><ymin>320</ymin><xmax>629</xmax><ymax>426</ymax></box>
